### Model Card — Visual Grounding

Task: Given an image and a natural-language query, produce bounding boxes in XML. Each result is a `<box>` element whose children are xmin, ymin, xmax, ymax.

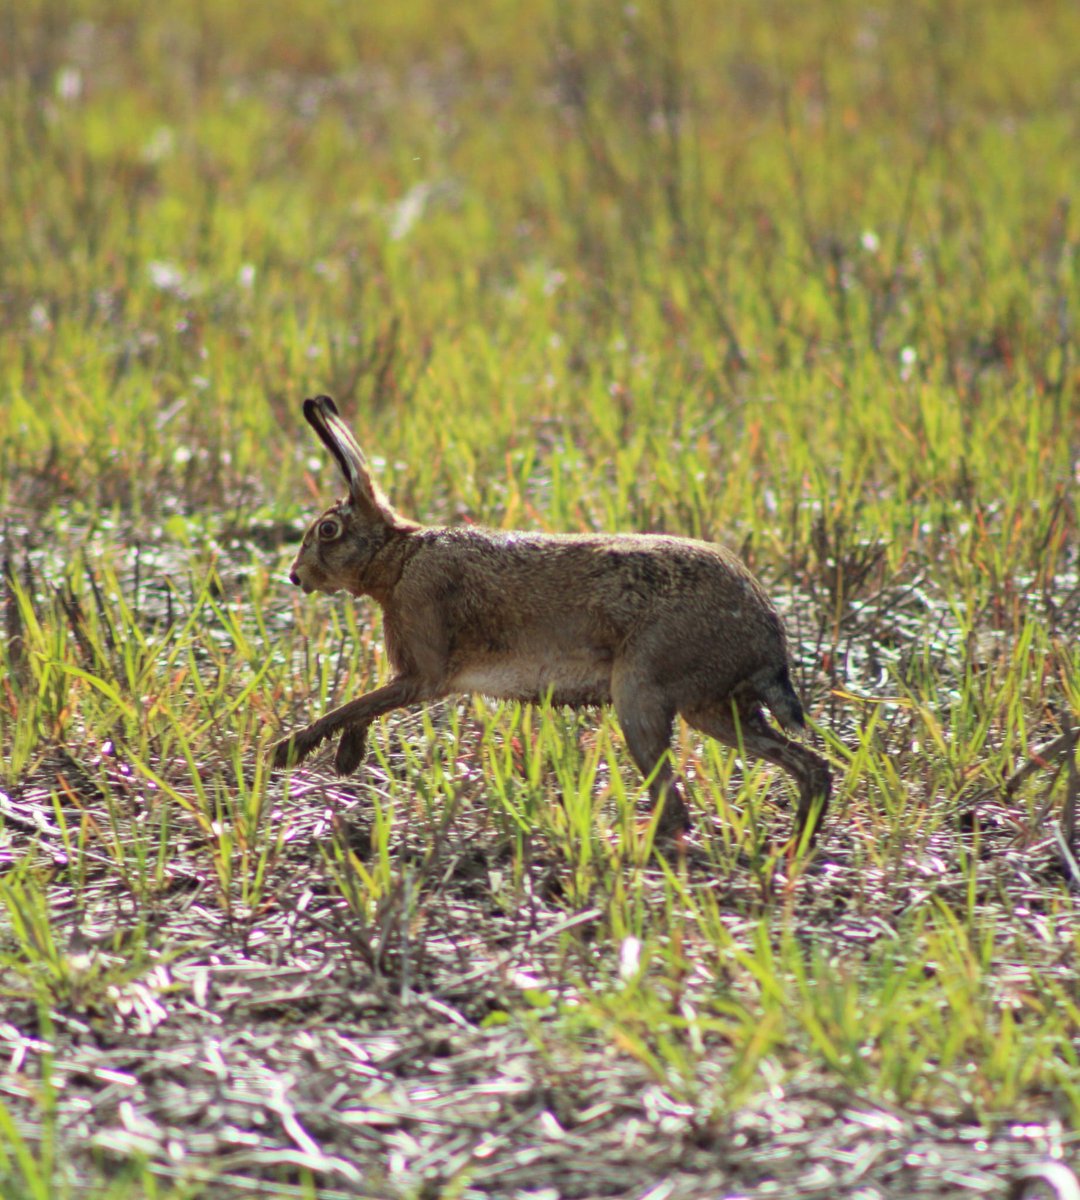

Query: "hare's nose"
<box><xmin>289</xmin><ymin>570</ymin><xmax>301</xmax><ymax>586</ymax></box>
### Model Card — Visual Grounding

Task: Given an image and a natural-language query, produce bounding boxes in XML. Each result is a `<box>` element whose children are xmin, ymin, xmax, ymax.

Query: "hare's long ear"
<box><xmin>303</xmin><ymin>395</ymin><xmax>393</xmax><ymax>518</ymax></box>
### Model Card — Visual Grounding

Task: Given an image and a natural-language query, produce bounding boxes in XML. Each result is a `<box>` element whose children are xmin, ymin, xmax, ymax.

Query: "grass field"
<box><xmin>2</xmin><ymin>0</ymin><xmax>1079</xmax><ymax>1196</ymax></box>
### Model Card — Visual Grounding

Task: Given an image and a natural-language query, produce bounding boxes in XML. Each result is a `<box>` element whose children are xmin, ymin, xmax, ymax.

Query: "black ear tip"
<box><xmin>304</xmin><ymin>394</ymin><xmax>339</xmax><ymax>416</ymax></box>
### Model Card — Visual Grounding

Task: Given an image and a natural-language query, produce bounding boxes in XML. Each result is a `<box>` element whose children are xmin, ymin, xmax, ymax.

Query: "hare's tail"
<box><xmin>754</xmin><ymin>665</ymin><xmax>806</xmax><ymax>731</ymax></box>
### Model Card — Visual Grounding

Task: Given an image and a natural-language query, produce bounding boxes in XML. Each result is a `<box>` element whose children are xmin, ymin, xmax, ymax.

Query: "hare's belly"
<box><xmin>451</xmin><ymin>658</ymin><xmax>612</xmax><ymax>707</ymax></box>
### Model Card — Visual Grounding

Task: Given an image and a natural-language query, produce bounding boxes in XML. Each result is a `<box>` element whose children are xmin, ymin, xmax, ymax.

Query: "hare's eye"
<box><xmin>317</xmin><ymin>518</ymin><xmax>342</xmax><ymax>541</ymax></box>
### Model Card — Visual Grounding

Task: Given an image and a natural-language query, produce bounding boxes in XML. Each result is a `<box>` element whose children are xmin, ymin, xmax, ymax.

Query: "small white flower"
<box><xmin>388</xmin><ymin>181</ymin><xmax>433</xmax><ymax>241</ymax></box>
<box><xmin>618</xmin><ymin>936</ymin><xmax>642</xmax><ymax>981</ymax></box>
<box><xmin>860</xmin><ymin>230</ymin><xmax>881</xmax><ymax>253</ymax></box>
<box><xmin>55</xmin><ymin>66</ymin><xmax>82</xmax><ymax>101</ymax></box>
<box><xmin>147</xmin><ymin>261</ymin><xmax>184</xmax><ymax>292</ymax></box>
<box><xmin>142</xmin><ymin>126</ymin><xmax>175</xmax><ymax>163</ymax></box>
<box><xmin>543</xmin><ymin>269</ymin><xmax>566</xmax><ymax>297</ymax></box>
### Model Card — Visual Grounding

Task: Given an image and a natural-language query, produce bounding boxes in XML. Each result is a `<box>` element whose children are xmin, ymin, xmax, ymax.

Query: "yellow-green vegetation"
<box><xmin>1</xmin><ymin>0</ymin><xmax>1078</xmax><ymax>1196</ymax></box>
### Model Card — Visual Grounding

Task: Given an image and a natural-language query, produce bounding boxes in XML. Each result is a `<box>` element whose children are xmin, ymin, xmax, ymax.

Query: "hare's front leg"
<box><xmin>271</xmin><ymin>676</ymin><xmax>432</xmax><ymax>771</ymax></box>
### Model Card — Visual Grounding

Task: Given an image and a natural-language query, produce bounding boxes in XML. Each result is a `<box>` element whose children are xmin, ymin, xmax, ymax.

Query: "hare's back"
<box><xmin>407</xmin><ymin>528</ymin><xmax>789</xmax><ymax>707</ymax></box>
<box><xmin>414</xmin><ymin>526</ymin><xmax>778</xmax><ymax>638</ymax></box>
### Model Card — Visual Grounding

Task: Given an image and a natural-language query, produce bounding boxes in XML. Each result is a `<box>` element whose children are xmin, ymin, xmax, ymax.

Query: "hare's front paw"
<box><xmin>270</xmin><ymin>737</ymin><xmax>298</xmax><ymax>770</ymax></box>
<box><xmin>270</xmin><ymin>727</ymin><xmax>320</xmax><ymax>770</ymax></box>
<box><xmin>334</xmin><ymin>724</ymin><xmax>369</xmax><ymax>776</ymax></box>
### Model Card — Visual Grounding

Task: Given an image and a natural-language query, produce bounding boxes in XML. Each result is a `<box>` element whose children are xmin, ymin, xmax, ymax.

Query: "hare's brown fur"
<box><xmin>272</xmin><ymin>396</ymin><xmax>831</xmax><ymax>841</ymax></box>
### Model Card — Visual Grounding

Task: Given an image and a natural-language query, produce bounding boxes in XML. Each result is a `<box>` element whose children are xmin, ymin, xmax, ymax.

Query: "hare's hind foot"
<box><xmin>653</xmin><ymin>791</ymin><xmax>692</xmax><ymax>837</ymax></box>
<box><xmin>792</xmin><ymin>759</ymin><xmax>832</xmax><ymax>847</ymax></box>
<box><xmin>682</xmin><ymin>702</ymin><xmax>831</xmax><ymax>847</ymax></box>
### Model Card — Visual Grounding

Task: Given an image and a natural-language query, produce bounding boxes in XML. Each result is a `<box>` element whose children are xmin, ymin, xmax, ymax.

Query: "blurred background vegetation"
<box><xmin>3</xmin><ymin>0</ymin><xmax>1076</xmax><ymax>540</ymax></box>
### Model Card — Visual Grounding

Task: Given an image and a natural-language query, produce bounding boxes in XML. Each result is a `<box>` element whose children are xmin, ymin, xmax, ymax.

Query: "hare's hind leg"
<box><xmin>271</xmin><ymin>676</ymin><xmax>431</xmax><ymax>772</ymax></box>
<box><xmin>612</xmin><ymin>674</ymin><xmax>689</xmax><ymax>834</ymax></box>
<box><xmin>683</xmin><ymin>704</ymin><xmax>830</xmax><ymax>843</ymax></box>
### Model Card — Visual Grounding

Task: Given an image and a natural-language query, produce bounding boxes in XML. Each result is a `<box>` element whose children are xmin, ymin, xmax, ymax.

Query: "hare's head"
<box><xmin>288</xmin><ymin>396</ymin><xmax>404</xmax><ymax>596</ymax></box>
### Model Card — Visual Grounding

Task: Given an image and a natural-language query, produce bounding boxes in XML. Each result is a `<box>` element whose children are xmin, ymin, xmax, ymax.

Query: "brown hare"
<box><xmin>272</xmin><ymin>396</ymin><xmax>831</xmax><ymax>842</ymax></box>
